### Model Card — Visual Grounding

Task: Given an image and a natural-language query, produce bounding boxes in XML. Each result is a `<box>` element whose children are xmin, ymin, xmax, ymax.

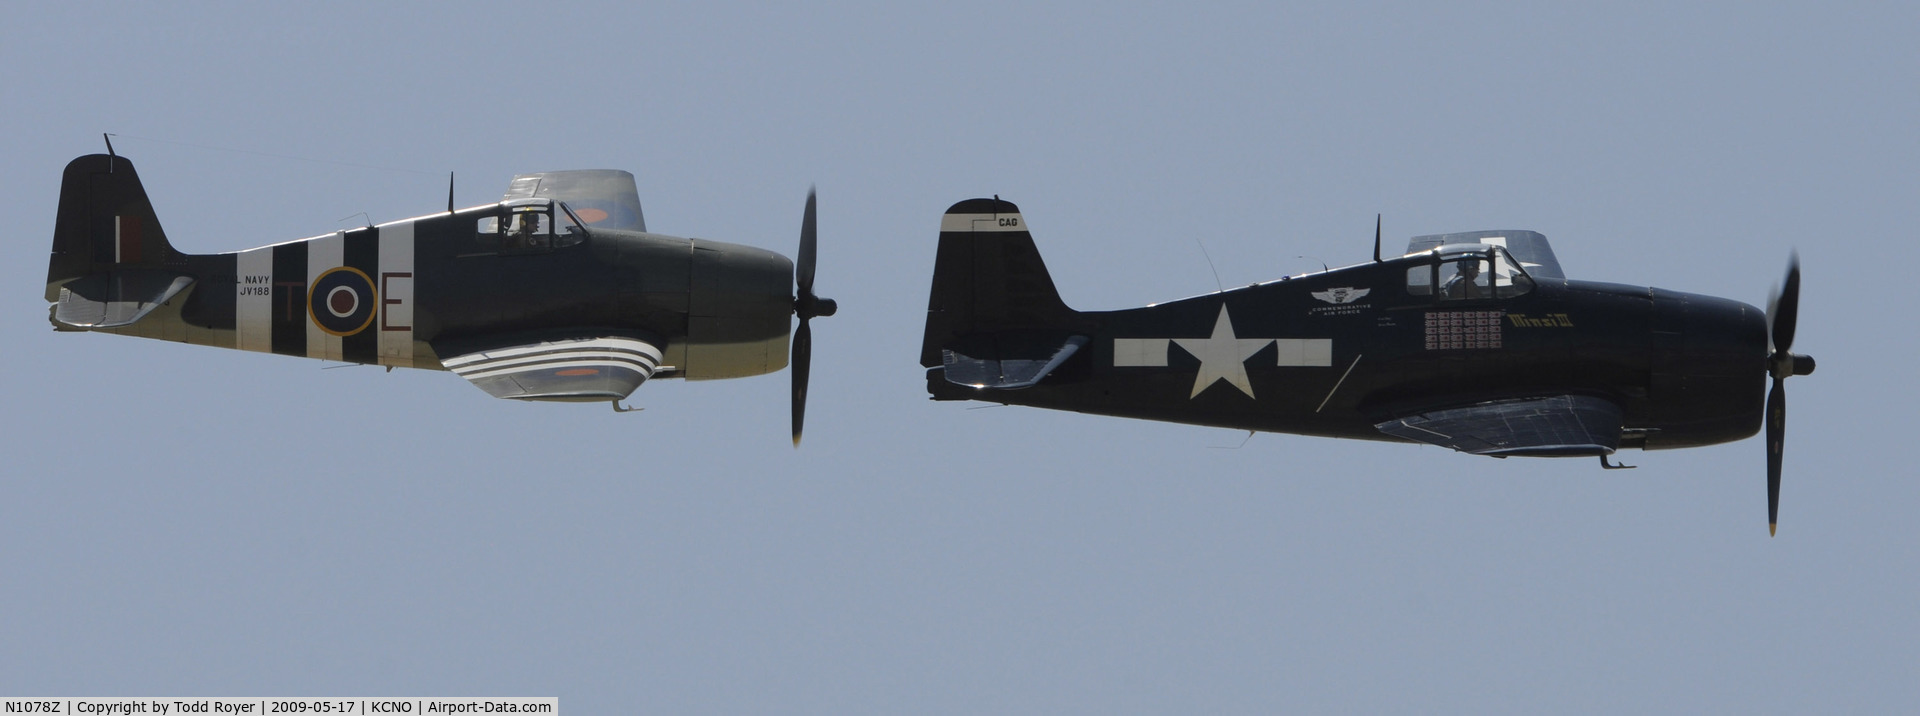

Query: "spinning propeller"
<box><xmin>1764</xmin><ymin>253</ymin><xmax>1815</xmax><ymax>535</ymax></box>
<box><xmin>791</xmin><ymin>189</ymin><xmax>836</xmax><ymax>445</ymax></box>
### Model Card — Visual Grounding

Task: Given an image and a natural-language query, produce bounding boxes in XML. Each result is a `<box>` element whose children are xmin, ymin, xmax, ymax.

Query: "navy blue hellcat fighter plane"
<box><xmin>920</xmin><ymin>198</ymin><xmax>1813</xmax><ymax>533</ymax></box>
<box><xmin>45</xmin><ymin>148</ymin><xmax>836</xmax><ymax>442</ymax></box>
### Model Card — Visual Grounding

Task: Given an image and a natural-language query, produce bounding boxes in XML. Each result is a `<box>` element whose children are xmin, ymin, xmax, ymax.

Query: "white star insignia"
<box><xmin>1173</xmin><ymin>306</ymin><xmax>1270</xmax><ymax>399</ymax></box>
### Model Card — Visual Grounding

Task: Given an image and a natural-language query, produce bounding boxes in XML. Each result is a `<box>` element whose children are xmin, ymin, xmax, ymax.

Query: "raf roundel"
<box><xmin>307</xmin><ymin>266</ymin><xmax>378</xmax><ymax>336</ymax></box>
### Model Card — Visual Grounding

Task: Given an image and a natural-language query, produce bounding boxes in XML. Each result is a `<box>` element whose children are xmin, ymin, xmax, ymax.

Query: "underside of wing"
<box><xmin>1375</xmin><ymin>395</ymin><xmax>1624</xmax><ymax>457</ymax></box>
<box><xmin>503</xmin><ymin>170</ymin><xmax>647</xmax><ymax>233</ymax></box>
<box><xmin>436</xmin><ymin>333</ymin><xmax>665</xmax><ymax>402</ymax></box>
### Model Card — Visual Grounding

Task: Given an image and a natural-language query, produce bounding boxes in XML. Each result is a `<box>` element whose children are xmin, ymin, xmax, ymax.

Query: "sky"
<box><xmin>4</xmin><ymin>2</ymin><xmax>1915</xmax><ymax>712</ymax></box>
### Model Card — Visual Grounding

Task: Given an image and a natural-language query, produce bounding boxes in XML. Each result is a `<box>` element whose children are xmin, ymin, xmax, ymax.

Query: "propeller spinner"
<box><xmin>1764</xmin><ymin>253</ymin><xmax>1815</xmax><ymax>535</ymax></box>
<box><xmin>791</xmin><ymin>189</ymin><xmax>836</xmax><ymax>445</ymax></box>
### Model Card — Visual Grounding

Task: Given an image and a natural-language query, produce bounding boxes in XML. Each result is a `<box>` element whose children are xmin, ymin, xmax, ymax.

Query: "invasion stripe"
<box><xmin>443</xmin><ymin>338</ymin><xmax>664</xmax><ymax>380</ymax></box>
<box><xmin>342</xmin><ymin>227</ymin><xmax>379</xmax><ymax>364</ymax></box>
<box><xmin>441</xmin><ymin>347</ymin><xmax>663</xmax><ymax>369</ymax></box>
<box><xmin>305</xmin><ymin>232</ymin><xmax>345</xmax><ymax>361</ymax></box>
<box><xmin>447</xmin><ymin>346</ymin><xmax>663</xmax><ymax>368</ymax></box>
<box><xmin>447</xmin><ymin>349</ymin><xmax>660</xmax><ymax>370</ymax></box>
<box><xmin>236</xmin><ymin>247</ymin><xmax>272</xmax><ymax>352</ymax></box>
<box><xmin>441</xmin><ymin>339</ymin><xmax>662</xmax><ymax>367</ymax></box>
<box><xmin>458</xmin><ymin>361</ymin><xmax>659</xmax><ymax>382</ymax></box>
<box><xmin>376</xmin><ymin>221</ymin><xmax>416</xmax><ymax>368</ymax></box>
<box><xmin>270</xmin><ymin>241</ymin><xmax>308</xmax><ymax>357</ymax></box>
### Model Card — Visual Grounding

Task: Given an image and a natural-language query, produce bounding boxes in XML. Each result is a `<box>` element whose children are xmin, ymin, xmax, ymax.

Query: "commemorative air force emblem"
<box><xmin>1311</xmin><ymin>286</ymin><xmax>1370</xmax><ymax>305</ymax></box>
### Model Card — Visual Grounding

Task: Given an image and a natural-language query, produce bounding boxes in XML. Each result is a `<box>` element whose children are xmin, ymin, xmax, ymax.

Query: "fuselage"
<box><xmin>929</xmin><ymin>253</ymin><xmax>1767</xmax><ymax>450</ymax></box>
<box><xmin>82</xmin><ymin>200</ymin><xmax>796</xmax><ymax>380</ymax></box>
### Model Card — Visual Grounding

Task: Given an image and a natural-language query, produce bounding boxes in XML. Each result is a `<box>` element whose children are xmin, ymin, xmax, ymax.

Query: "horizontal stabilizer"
<box><xmin>943</xmin><ymin>334</ymin><xmax>1088</xmax><ymax>389</ymax></box>
<box><xmin>438</xmin><ymin>334</ymin><xmax>664</xmax><ymax>402</ymax></box>
<box><xmin>52</xmin><ymin>270</ymin><xmax>195</xmax><ymax>329</ymax></box>
<box><xmin>1375</xmin><ymin>395</ymin><xmax>1623</xmax><ymax>457</ymax></box>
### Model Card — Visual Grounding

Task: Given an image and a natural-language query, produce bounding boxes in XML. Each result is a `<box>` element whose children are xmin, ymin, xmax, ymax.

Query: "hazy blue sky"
<box><xmin>5</xmin><ymin>2</ymin><xmax>1915</xmax><ymax>712</ymax></box>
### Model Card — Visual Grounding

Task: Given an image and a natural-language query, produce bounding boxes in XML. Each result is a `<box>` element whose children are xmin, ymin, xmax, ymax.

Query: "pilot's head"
<box><xmin>1460</xmin><ymin>260</ymin><xmax>1481</xmax><ymax>276</ymax></box>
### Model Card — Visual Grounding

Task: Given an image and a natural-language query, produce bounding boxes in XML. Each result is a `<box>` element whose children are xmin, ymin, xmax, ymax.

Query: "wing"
<box><xmin>1374</xmin><ymin>395</ymin><xmax>1624</xmax><ymax>457</ymax></box>
<box><xmin>503</xmin><ymin>170</ymin><xmax>647</xmax><ymax>233</ymax></box>
<box><xmin>435</xmin><ymin>334</ymin><xmax>665</xmax><ymax>402</ymax></box>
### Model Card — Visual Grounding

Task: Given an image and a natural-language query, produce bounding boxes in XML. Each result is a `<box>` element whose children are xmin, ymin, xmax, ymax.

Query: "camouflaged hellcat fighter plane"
<box><xmin>920</xmin><ymin>198</ymin><xmax>1814</xmax><ymax>533</ymax></box>
<box><xmin>45</xmin><ymin>148</ymin><xmax>836</xmax><ymax>442</ymax></box>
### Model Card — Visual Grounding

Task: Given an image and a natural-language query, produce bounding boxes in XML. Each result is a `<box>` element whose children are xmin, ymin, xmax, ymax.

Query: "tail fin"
<box><xmin>919</xmin><ymin>197</ymin><xmax>1078</xmax><ymax>368</ymax></box>
<box><xmin>47</xmin><ymin>154</ymin><xmax>183</xmax><ymax>301</ymax></box>
<box><xmin>46</xmin><ymin>154</ymin><xmax>196</xmax><ymax>329</ymax></box>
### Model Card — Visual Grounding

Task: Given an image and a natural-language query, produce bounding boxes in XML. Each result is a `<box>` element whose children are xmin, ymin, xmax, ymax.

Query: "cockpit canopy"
<box><xmin>503</xmin><ymin>169</ymin><xmax>647</xmax><ymax>233</ymax></box>
<box><xmin>1407</xmin><ymin>230</ymin><xmax>1564</xmax><ymax>280</ymax></box>
<box><xmin>1405</xmin><ymin>244</ymin><xmax>1536</xmax><ymax>300</ymax></box>
<box><xmin>476</xmin><ymin>198</ymin><xmax>590</xmax><ymax>251</ymax></box>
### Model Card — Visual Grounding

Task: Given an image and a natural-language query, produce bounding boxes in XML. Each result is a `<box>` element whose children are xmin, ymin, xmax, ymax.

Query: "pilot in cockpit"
<box><xmin>510</xmin><ymin>213</ymin><xmax>542</xmax><ymax>248</ymax></box>
<box><xmin>1444</xmin><ymin>258</ymin><xmax>1485</xmax><ymax>300</ymax></box>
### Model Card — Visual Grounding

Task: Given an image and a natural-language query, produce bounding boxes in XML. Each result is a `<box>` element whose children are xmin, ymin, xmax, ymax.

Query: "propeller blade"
<box><xmin>1766</xmin><ymin>375</ymin><xmax>1785</xmax><ymax>536</ymax></box>
<box><xmin>791</xmin><ymin>318</ymin><xmax>811</xmax><ymax>446</ymax></box>
<box><xmin>797</xmin><ymin>188</ymin><xmax>817</xmax><ymax>298</ymax></box>
<box><xmin>1771</xmin><ymin>252</ymin><xmax>1800</xmax><ymax>355</ymax></box>
<box><xmin>1762</xmin><ymin>252</ymin><xmax>1803</xmax><ymax>536</ymax></box>
<box><xmin>791</xmin><ymin>188</ymin><xmax>820</xmax><ymax>446</ymax></box>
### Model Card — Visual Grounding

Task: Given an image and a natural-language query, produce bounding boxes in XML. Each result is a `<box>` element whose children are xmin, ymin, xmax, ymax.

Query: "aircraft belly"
<box><xmin>1023</xmin><ymin>386</ymin><xmax>1382</xmax><ymax>439</ymax></box>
